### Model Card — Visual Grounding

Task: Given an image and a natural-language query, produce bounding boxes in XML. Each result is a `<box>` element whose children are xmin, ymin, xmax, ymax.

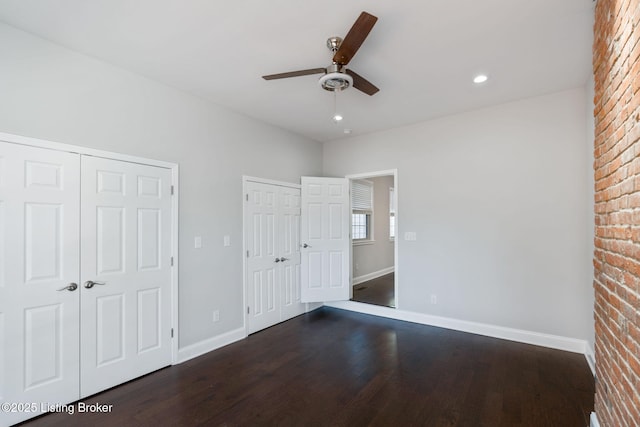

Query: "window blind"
<box><xmin>351</xmin><ymin>180</ymin><xmax>373</xmax><ymax>212</ymax></box>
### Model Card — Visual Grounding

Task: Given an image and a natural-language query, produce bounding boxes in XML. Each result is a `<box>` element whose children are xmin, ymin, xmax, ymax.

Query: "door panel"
<box><xmin>96</xmin><ymin>206</ymin><xmax>125</xmax><ymax>274</ymax></box>
<box><xmin>0</xmin><ymin>142</ymin><xmax>80</xmax><ymax>426</ymax></box>
<box><xmin>80</xmin><ymin>156</ymin><xmax>172</xmax><ymax>398</ymax></box>
<box><xmin>246</xmin><ymin>182</ymin><xmax>282</xmax><ymax>333</ymax></box>
<box><xmin>300</xmin><ymin>177</ymin><xmax>350</xmax><ymax>302</ymax></box>
<box><xmin>279</xmin><ymin>186</ymin><xmax>304</xmax><ymax>320</ymax></box>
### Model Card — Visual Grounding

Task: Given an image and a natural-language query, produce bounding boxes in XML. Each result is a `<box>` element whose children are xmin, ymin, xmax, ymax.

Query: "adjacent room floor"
<box><xmin>352</xmin><ymin>272</ymin><xmax>395</xmax><ymax>308</ymax></box>
<box><xmin>20</xmin><ymin>307</ymin><xmax>594</xmax><ymax>427</ymax></box>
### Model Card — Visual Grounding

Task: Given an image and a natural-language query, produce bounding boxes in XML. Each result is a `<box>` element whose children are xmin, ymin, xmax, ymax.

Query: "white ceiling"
<box><xmin>0</xmin><ymin>0</ymin><xmax>594</xmax><ymax>142</ymax></box>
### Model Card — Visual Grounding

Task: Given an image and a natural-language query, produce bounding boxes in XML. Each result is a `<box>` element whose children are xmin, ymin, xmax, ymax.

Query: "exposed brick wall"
<box><xmin>593</xmin><ymin>0</ymin><xmax>640</xmax><ymax>426</ymax></box>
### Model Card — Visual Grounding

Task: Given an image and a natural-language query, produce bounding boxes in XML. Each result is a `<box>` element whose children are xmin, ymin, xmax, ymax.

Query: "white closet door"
<box><xmin>245</xmin><ymin>182</ymin><xmax>281</xmax><ymax>334</ymax></box>
<box><xmin>279</xmin><ymin>186</ymin><xmax>304</xmax><ymax>320</ymax></box>
<box><xmin>0</xmin><ymin>142</ymin><xmax>80</xmax><ymax>426</ymax></box>
<box><xmin>80</xmin><ymin>156</ymin><xmax>172</xmax><ymax>398</ymax></box>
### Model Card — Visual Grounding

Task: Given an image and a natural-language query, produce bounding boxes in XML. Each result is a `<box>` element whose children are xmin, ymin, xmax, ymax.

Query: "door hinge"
<box><xmin>245</xmin><ymin>193</ymin><xmax>249</xmax><ymax>202</ymax></box>
<box><xmin>246</xmin><ymin>250</ymin><xmax>249</xmax><ymax>258</ymax></box>
<box><xmin>171</xmin><ymin>185</ymin><xmax>175</xmax><ymax>195</ymax></box>
<box><xmin>171</xmin><ymin>328</ymin><xmax>174</xmax><ymax>338</ymax></box>
<box><xmin>247</xmin><ymin>306</ymin><xmax>250</xmax><ymax>314</ymax></box>
<box><xmin>171</xmin><ymin>256</ymin><xmax>174</xmax><ymax>266</ymax></box>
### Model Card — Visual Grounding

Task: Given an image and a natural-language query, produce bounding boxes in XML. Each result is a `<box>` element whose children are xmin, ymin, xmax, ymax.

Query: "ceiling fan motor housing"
<box><xmin>319</xmin><ymin>63</ymin><xmax>352</xmax><ymax>91</ymax></box>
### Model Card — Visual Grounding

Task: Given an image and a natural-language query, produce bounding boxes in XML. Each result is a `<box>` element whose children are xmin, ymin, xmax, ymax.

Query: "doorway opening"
<box><xmin>347</xmin><ymin>170</ymin><xmax>397</xmax><ymax>308</ymax></box>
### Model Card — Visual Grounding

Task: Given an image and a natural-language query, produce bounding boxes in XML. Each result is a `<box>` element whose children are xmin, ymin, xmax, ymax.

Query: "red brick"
<box><xmin>594</xmin><ymin>1</ymin><xmax>640</xmax><ymax>425</ymax></box>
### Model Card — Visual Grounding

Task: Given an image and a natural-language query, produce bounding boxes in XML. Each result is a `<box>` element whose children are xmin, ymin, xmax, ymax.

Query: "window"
<box><xmin>351</xmin><ymin>180</ymin><xmax>373</xmax><ymax>241</ymax></box>
<box><xmin>389</xmin><ymin>187</ymin><xmax>396</xmax><ymax>239</ymax></box>
<box><xmin>352</xmin><ymin>213</ymin><xmax>369</xmax><ymax>239</ymax></box>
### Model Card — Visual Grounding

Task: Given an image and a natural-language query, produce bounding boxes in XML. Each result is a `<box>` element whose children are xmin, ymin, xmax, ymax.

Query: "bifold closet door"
<box><xmin>0</xmin><ymin>142</ymin><xmax>81</xmax><ymax>426</ymax></box>
<box><xmin>278</xmin><ymin>186</ymin><xmax>304</xmax><ymax>321</ymax></box>
<box><xmin>245</xmin><ymin>182</ymin><xmax>304</xmax><ymax>334</ymax></box>
<box><xmin>246</xmin><ymin>182</ymin><xmax>281</xmax><ymax>334</ymax></box>
<box><xmin>79</xmin><ymin>156</ymin><xmax>172</xmax><ymax>398</ymax></box>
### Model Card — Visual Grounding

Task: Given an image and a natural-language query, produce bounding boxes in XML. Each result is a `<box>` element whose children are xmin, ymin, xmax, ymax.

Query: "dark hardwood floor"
<box><xmin>352</xmin><ymin>273</ymin><xmax>395</xmax><ymax>307</ymax></box>
<box><xmin>19</xmin><ymin>307</ymin><xmax>594</xmax><ymax>427</ymax></box>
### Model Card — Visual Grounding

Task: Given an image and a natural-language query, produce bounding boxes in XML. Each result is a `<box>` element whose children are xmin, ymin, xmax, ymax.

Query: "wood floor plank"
<box><xmin>17</xmin><ymin>307</ymin><xmax>594</xmax><ymax>427</ymax></box>
<box><xmin>352</xmin><ymin>273</ymin><xmax>395</xmax><ymax>307</ymax></box>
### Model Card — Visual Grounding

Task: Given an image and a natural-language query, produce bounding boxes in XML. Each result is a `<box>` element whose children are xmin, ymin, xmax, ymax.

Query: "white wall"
<box><xmin>352</xmin><ymin>175</ymin><xmax>395</xmax><ymax>280</ymax></box>
<box><xmin>324</xmin><ymin>88</ymin><xmax>593</xmax><ymax>341</ymax></box>
<box><xmin>0</xmin><ymin>23</ymin><xmax>322</xmax><ymax>349</ymax></box>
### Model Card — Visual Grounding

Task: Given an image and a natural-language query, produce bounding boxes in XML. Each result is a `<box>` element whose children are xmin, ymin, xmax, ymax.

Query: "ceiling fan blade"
<box><xmin>345</xmin><ymin>69</ymin><xmax>379</xmax><ymax>96</ymax></box>
<box><xmin>262</xmin><ymin>68</ymin><xmax>326</xmax><ymax>80</ymax></box>
<box><xmin>333</xmin><ymin>11</ymin><xmax>378</xmax><ymax>66</ymax></box>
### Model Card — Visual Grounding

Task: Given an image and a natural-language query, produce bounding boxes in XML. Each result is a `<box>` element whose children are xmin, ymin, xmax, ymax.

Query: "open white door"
<box><xmin>300</xmin><ymin>177</ymin><xmax>350</xmax><ymax>302</ymax></box>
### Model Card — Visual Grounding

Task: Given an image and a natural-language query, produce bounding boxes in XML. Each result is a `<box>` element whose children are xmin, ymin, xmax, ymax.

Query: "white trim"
<box><xmin>176</xmin><ymin>327</ymin><xmax>246</xmax><ymax>364</ymax></box>
<box><xmin>170</xmin><ymin>166</ymin><xmax>180</xmax><ymax>364</ymax></box>
<box><xmin>585</xmin><ymin>344</ymin><xmax>596</xmax><ymax>376</ymax></box>
<box><xmin>324</xmin><ymin>301</ymin><xmax>589</xmax><ymax>354</ymax></box>
<box><xmin>346</xmin><ymin>169</ymin><xmax>397</xmax><ymax>179</ymax></box>
<box><xmin>0</xmin><ymin>131</ymin><xmax>181</xmax><ymax>364</ymax></box>
<box><xmin>353</xmin><ymin>266</ymin><xmax>395</xmax><ymax>286</ymax></box>
<box><xmin>590</xmin><ymin>412</ymin><xmax>600</xmax><ymax>427</ymax></box>
<box><xmin>352</xmin><ymin>239</ymin><xmax>375</xmax><ymax>246</ymax></box>
<box><xmin>0</xmin><ymin>131</ymin><xmax>175</xmax><ymax>168</ymax></box>
<box><xmin>243</xmin><ymin>175</ymin><xmax>301</xmax><ymax>189</ymax></box>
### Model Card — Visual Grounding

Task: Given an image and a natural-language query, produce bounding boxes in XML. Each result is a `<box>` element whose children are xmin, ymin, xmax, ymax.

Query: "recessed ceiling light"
<box><xmin>332</xmin><ymin>114</ymin><xmax>343</xmax><ymax>122</ymax></box>
<box><xmin>344</xmin><ymin>129</ymin><xmax>352</xmax><ymax>134</ymax></box>
<box><xmin>473</xmin><ymin>74</ymin><xmax>488</xmax><ymax>84</ymax></box>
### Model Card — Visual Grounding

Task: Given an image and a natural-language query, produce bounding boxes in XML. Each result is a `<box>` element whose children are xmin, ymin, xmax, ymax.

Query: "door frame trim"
<box><xmin>241</xmin><ymin>176</ymin><xmax>302</xmax><ymax>335</ymax></box>
<box><xmin>345</xmin><ymin>169</ymin><xmax>398</xmax><ymax>309</ymax></box>
<box><xmin>0</xmin><ymin>131</ymin><xmax>180</xmax><ymax>364</ymax></box>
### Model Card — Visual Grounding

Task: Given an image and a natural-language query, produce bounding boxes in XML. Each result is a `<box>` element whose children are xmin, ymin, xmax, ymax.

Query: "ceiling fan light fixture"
<box><xmin>319</xmin><ymin>72</ymin><xmax>353</xmax><ymax>92</ymax></box>
<box><xmin>473</xmin><ymin>74</ymin><xmax>488</xmax><ymax>84</ymax></box>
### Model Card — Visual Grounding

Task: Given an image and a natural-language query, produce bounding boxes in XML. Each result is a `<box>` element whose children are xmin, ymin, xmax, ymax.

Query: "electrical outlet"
<box><xmin>194</xmin><ymin>236</ymin><xmax>202</xmax><ymax>249</ymax></box>
<box><xmin>223</xmin><ymin>235</ymin><xmax>230</xmax><ymax>247</ymax></box>
<box><xmin>430</xmin><ymin>294</ymin><xmax>437</xmax><ymax>304</ymax></box>
<box><xmin>213</xmin><ymin>310</ymin><xmax>220</xmax><ymax>322</ymax></box>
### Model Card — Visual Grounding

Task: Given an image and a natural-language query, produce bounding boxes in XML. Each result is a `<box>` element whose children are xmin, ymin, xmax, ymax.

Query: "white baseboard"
<box><xmin>353</xmin><ymin>266</ymin><xmax>395</xmax><ymax>286</ymax></box>
<box><xmin>590</xmin><ymin>412</ymin><xmax>600</xmax><ymax>427</ymax></box>
<box><xmin>324</xmin><ymin>301</ymin><xmax>589</xmax><ymax>354</ymax></box>
<box><xmin>585</xmin><ymin>345</ymin><xmax>596</xmax><ymax>376</ymax></box>
<box><xmin>176</xmin><ymin>327</ymin><xmax>246</xmax><ymax>364</ymax></box>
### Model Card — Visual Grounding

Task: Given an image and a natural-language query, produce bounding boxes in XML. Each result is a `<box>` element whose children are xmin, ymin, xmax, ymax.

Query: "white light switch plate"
<box><xmin>194</xmin><ymin>236</ymin><xmax>202</xmax><ymax>249</ymax></box>
<box><xmin>223</xmin><ymin>235</ymin><xmax>230</xmax><ymax>247</ymax></box>
<box><xmin>404</xmin><ymin>232</ymin><xmax>417</xmax><ymax>241</ymax></box>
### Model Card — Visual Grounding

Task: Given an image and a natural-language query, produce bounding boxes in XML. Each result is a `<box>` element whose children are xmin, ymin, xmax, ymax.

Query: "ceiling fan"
<box><xmin>262</xmin><ymin>11</ymin><xmax>380</xmax><ymax>96</ymax></box>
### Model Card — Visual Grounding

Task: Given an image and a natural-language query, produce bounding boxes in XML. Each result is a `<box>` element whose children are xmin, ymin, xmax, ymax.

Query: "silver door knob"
<box><xmin>84</xmin><ymin>280</ymin><xmax>106</xmax><ymax>289</ymax></box>
<box><xmin>58</xmin><ymin>283</ymin><xmax>78</xmax><ymax>291</ymax></box>
<box><xmin>279</xmin><ymin>257</ymin><xmax>290</xmax><ymax>262</ymax></box>
<box><xmin>302</xmin><ymin>243</ymin><xmax>311</xmax><ymax>248</ymax></box>
<box><xmin>275</xmin><ymin>258</ymin><xmax>281</xmax><ymax>263</ymax></box>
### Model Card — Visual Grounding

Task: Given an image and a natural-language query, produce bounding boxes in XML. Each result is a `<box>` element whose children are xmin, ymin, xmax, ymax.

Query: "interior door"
<box><xmin>278</xmin><ymin>186</ymin><xmax>304</xmax><ymax>320</ymax></box>
<box><xmin>300</xmin><ymin>177</ymin><xmax>350</xmax><ymax>302</ymax></box>
<box><xmin>245</xmin><ymin>182</ymin><xmax>281</xmax><ymax>334</ymax></box>
<box><xmin>0</xmin><ymin>142</ymin><xmax>81</xmax><ymax>426</ymax></box>
<box><xmin>79</xmin><ymin>156</ymin><xmax>172</xmax><ymax>398</ymax></box>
